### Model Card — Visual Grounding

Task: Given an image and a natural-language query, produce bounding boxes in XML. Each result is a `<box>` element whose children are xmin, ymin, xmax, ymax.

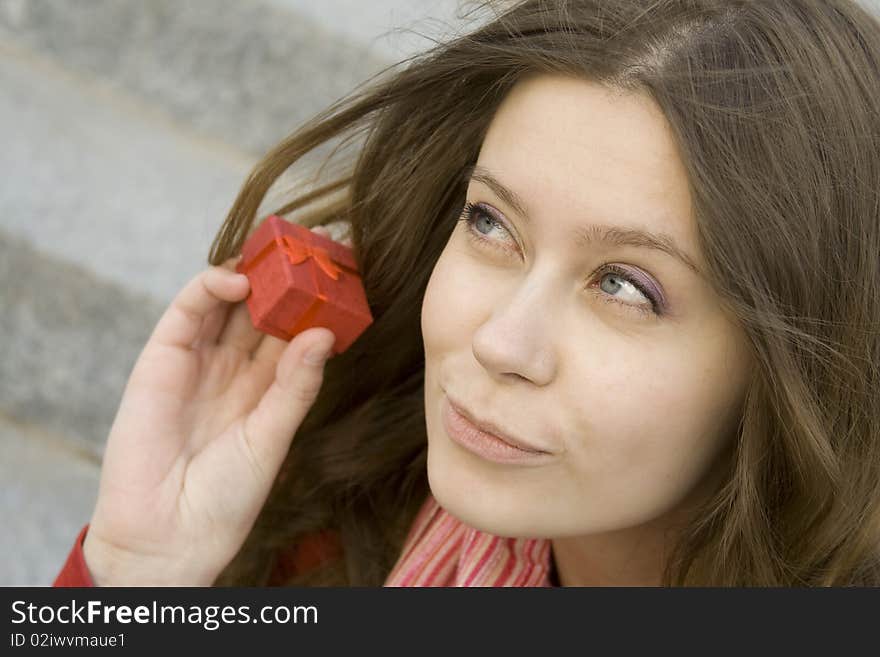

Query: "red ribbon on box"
<box><xmin>240</xmin><ymin>233</ymin><xmax>346</xmax><ymax>280</ymax></box>
<box><xmin>238</xmin><ymin>227</ymin><xmax>360</xmax><ymax>345</ymax></box>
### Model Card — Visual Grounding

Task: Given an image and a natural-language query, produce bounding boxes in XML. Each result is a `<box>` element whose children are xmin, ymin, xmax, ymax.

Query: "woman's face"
<box><xmin>421</xmin><ymin>74</ymin><xmax>754</xmax><ymax>540</ymax></box>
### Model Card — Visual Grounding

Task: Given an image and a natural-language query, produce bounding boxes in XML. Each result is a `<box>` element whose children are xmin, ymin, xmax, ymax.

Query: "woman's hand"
<box><xmin>82</xmin><ymin>243</ymin><xmax>338</xmax><ymax>586</ymax></box>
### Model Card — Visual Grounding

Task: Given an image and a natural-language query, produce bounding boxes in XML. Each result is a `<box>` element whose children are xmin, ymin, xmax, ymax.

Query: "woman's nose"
<box><xmin>471</xmin><ymin>284</ymin><xmax>557</xmax><ymax>386</ymax></box>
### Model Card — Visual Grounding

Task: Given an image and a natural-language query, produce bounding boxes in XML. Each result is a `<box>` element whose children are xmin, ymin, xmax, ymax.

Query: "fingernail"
<box><xmin>304</xmin><ymin>339</ymin><xmax>334</xmax><ymax>365</ymax></box>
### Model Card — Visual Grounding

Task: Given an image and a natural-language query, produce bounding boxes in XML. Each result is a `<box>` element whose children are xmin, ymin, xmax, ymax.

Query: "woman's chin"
<box><xmin>425</xmin><ymin>437</ymin><xmax>547</xmax><ymax>538</ymax></box>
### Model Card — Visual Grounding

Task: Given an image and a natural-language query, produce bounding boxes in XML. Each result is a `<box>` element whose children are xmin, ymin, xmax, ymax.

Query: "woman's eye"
<box><xmin>590</xmin><ymin>267</ymin><xmax>659</xmax><ymax>317</ymax></box>
<box><xmin>460</xmin><ymin>201</ymin><xmax>514</xmax><ymax>252</ymax></box>
<box><xmin>458</xmin><ymin>201</ymin><xmax>663</xmax><ymax>317</ymax></box>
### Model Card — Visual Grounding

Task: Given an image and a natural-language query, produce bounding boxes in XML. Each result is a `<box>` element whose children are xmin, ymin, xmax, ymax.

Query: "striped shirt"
<box><xmin>385</xmin><ymin>492</ymin><xmax>556</xmax><ymax>587</ymax></box>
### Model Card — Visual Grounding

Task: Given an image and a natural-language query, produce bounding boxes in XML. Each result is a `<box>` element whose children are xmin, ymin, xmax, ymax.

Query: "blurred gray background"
<box><xmin>0</xmin><ymin>0</ymin><xmax>485</xmax><ymax>585</ymax></box>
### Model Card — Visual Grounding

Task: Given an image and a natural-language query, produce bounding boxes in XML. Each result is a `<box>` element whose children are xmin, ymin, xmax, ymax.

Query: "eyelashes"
<box><xmin>458</xmin><ymin>201</ymin><xmax>663</xmax><ymax>317</ymax></box>
<box><xmin>460</xmin><ymin>201</ymin><xmax>515</xmax><ymax>254</ymax></box>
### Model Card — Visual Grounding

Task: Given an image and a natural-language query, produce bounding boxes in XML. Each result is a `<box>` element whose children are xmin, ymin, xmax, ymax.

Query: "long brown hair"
<box><xmin>210</xmin><ymin>0</ymin><xmax>880</xmax><ymax>586</ymax></box>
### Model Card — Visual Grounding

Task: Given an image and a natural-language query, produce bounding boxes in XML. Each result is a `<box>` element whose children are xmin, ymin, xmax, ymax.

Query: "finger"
<box><xmin>194</xmin><ymin>276</ymin><xmax>245</xmax><ymax>346</ymax></box>
<box><xmin>239</xmin><ymin>327</ymin><xmax>336</xmax><ymax>472</ymax></box>
<box><xmin>150</xmin><ymin>258</ymin><xmax>249</xmax><ymax>349</ymax></box>
<box><xmin>193</xmin><ymin>257</ymin><xmax>248</xmax><ymax>348</ymax></box>
<box><xmin>217</xmin><ymin>300</ymin><xmax>264</xmax><ymax>353</ymax></box>
<box><xmin>191</xmin><ymin>305</ymin><xmax>232</xmax><ymax>349</ymax></box>
<box><xmin>252</xmin><ymin>333</ymin><xmax>289</xmax><ymax>365</ymax></box>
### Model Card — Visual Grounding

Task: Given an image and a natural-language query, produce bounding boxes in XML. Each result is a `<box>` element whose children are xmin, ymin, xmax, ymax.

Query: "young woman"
<box><xmin>55</xmin><ymin>0</ymin><xmax>880</xmax><ymax>587</ymax></box>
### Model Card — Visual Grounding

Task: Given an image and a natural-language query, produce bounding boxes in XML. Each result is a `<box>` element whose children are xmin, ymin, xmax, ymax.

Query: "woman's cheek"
<box><xmin>422</xmin><ymin>250</ymin><xmax>498</xmax><ymax>340</ymax></box>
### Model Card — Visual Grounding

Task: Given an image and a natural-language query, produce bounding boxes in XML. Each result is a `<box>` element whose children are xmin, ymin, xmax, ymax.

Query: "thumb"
<box><xmin>298</xmin><ymin>328</ymin><xmax>337</xmax><ymax>367</ymax></box>
<box><xmin>240</xmin><ymin>328</ymin><xmax>336</xmax><ymax>471</ymax></box>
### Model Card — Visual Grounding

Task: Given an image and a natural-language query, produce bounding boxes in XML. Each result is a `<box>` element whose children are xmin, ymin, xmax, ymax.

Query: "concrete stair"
<box><xmin>0</xmin><ymin>0</ymin><xmax>471</xmax><ymax>585</ymax></box>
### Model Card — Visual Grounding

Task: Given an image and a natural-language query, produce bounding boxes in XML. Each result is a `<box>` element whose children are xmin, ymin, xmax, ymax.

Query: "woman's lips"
<box><xmin>444</xmin><ymin>393</ymin><xmax>552</xmax><ymax>453</ymax></box>
<box><xmin>442</xmin><ymin>396</ymin><xmax>556</xmax><ymax>466</ymax></box>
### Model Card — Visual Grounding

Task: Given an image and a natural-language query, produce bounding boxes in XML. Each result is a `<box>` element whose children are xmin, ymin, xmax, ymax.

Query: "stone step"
<box><xmin>0</xmin><ymin>0</ymin><xmax>469</xmax><ymax>156</ymax></box>
<box><xmin>0</xmin><ymin>227</ymin><xmax>163</xmax><ymax>462</ymax></box>
<box><xmin>0</xmin><ymin>43</ymin><xmax>256</xmax><ymax>303</ymax></box>
<box><xmin>0</xmin><ymin>413</ymin><xmax>100</xmax><ymax>585</ymax></box>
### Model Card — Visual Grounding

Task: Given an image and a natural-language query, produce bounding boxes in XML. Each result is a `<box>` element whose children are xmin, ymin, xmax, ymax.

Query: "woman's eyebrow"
<box><xmin>463</xmin><ymin>163</ymin><xmax>703</xmax><ymax>277</ymax></box>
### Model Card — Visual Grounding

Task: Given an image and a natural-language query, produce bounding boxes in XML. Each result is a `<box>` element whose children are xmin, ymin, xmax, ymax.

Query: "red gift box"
<box><xmin>235</xmin><ymin>214</ymin><xmax>373</xmax><ymax>355</ymax></box>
